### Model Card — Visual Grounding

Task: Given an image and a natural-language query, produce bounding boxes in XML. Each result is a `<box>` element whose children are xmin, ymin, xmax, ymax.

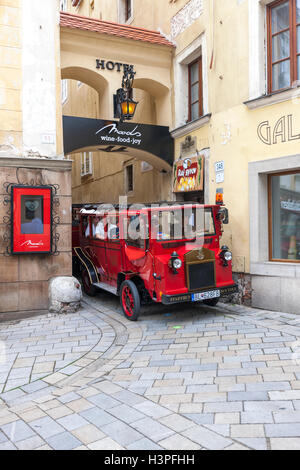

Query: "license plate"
<box><xmin>191</xmin><ymin>290</ymin><xmax>220</xmax><ymax>302</ymax></box>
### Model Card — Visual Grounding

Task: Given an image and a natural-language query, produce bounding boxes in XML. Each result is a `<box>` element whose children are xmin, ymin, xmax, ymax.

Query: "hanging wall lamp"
<box><xmin>114</xmin><ymin>65</ymin><xmax>138</xmax><ymax>123</ymax></box>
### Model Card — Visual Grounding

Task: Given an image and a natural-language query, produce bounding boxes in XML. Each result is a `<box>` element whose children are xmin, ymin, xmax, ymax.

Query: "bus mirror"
<box><xmin>217</xmin><ymin>208</ymin><xmax>229</xmax><ymax>224</ymax></box>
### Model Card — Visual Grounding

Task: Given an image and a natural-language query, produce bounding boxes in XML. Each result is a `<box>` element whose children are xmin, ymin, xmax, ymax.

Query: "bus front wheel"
<box><xmin>120</xmin><ymin>280</ymin><xmax>141</xmax><ymax>321</ymax></box>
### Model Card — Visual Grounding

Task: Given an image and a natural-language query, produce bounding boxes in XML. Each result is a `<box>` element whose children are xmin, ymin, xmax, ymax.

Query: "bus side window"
<box><xmin>82</xmin><ymin>216</ymin><xmax>90</xmax><ymax>238</ymax></box>
<box><xmin>92</xmin><ymin>217</ymin><xmax>106</xmax><ymax>240</ymax></box>
<box><xmin>125</xmin><ymin>215</ymin><xmax>148</xmax><ymax>249</ymax></box>
<box><xmin>107</xmin><ymin>216</ymin><xmax>119</xmax><ymax>240</ymax></box>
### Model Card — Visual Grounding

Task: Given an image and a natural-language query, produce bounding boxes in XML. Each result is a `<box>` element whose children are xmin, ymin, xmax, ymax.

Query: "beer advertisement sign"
<box><xmin>173</xmin><ymin>156</ymin><xmax>204</xmax><ymax>193</ymax></box>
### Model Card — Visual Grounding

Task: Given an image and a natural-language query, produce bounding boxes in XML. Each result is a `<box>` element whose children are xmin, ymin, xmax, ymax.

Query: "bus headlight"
<box><xmin>224</xmin><ymin>251</ymin><xmax>232</xmax><ymax>262</ymax></box>
<box><xmin>173</xmin><ymin>258</ymin><xmax>182</xmax><ymax>270</ymax></box>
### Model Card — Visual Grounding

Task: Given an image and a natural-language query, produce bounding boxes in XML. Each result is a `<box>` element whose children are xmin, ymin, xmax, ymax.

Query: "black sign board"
<box><xmin>63</xmin><ymin>116</ymin><xmax>174</xmax><ymax>166</ymax></box>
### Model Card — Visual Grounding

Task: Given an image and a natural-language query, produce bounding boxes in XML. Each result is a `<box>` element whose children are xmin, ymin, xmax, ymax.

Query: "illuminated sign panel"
<box><xmin>11</xmin><ymin>186</ymin><xmax>52</xmax><ymax>255</ymax></box>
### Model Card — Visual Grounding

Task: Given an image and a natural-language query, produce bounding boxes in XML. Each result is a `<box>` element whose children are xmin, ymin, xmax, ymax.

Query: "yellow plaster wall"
<box><xmin>0</xmin><ymin>0</ymin><xmax>22</xmax><ymax>152</ymax></box>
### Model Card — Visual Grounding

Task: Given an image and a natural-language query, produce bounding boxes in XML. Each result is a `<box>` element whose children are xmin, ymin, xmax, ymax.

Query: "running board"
<box><xmin>93</xmin><ymin>282</ymin><xmax>118</xmax><ymax>296</ymax></box>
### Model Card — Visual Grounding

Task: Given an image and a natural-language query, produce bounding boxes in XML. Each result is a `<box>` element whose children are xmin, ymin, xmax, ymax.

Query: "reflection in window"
<box><xmin>21</xmin><ymin>196</ymin><xmax>44</xmax><ymax>234</ymax></box>
<box><xmin>270</xmin><ymin>172</ymin><xmax>300</xmax><ymax>261</ymax></box>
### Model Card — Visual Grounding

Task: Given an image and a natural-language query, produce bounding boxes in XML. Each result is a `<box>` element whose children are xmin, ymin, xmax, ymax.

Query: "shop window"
<box><xmin>81</xmin><ymin>152</ymin><xmax>93</xmax><ymax>177</ymax></box>
<box><xmin>269</xmin><ymin>170</ymin><xmax>300</xmax><ymax>262</ymax></box>
<box><xmin>125</xmin><ymin>164</ymin><xmax>134</xmax><ymax>193</ymax></box>
<box><xmin>188</xmin><ymin>57</ymin><xmax>203</xmax><ymax>122</ymax></box>
<box><xmin>267</xmin><ymin>0</ymin><xmax>300</xmax><ymax>92</ymax></box>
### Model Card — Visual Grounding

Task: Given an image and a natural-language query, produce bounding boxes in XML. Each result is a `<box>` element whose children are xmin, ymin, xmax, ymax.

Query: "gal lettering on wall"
<box><xmin>257</xmin><ymin>114</ymin><xmax>300</xmax><ymax>145</ymax></box>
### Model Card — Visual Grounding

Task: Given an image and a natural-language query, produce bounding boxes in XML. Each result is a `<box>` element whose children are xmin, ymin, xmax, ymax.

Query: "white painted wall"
<box><xmin>22</xmin><ymin>0</ymin><xmax>58</xmax><ymax>158</ymax></box>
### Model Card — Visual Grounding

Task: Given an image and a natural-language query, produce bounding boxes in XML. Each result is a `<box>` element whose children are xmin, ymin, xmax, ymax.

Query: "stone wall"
<box><xmin>0</xmin><ymin>157</ymin><xmax>72</xmax><ymax>314</ymax></box>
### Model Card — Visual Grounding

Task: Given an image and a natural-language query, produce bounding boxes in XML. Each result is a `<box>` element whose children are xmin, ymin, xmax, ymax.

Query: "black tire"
<box><xmin>203</xmin><ymin>297</ymin><xmax>220</xmax><ymax>307</ymax></box>
<box><xmin>120</xmin><ymin>280</ymin><xmax>141</xmax><ymax>321</ymax></box>
<box><xmin>81</xmin><ymin>268</ymin><xmax>97</xmax><ymax>297</ymax></box>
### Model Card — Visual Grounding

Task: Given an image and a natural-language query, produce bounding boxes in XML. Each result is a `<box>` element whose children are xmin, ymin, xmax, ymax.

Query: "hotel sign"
<box><xmin>96</xmin><ymin>59</ymin><xmax>135</xmax><ymax>73</ymax></box>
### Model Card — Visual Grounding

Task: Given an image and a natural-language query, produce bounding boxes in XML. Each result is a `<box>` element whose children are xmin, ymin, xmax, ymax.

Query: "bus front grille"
<box><xmin>187</xmin><ymin>262</ymin><xmax>216</xmax><ymax>292</ymax></box>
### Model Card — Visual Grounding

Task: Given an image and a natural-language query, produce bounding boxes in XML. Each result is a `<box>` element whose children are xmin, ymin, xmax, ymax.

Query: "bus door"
<box><xmin>104</xmin><ymin>215</ymin><xmax>122</xmax><ymax>286</ymax></box>
<box><xmin>90</xmin><ymin>215</ymin><xmax>107</xmax><ymax>281</ymax></box>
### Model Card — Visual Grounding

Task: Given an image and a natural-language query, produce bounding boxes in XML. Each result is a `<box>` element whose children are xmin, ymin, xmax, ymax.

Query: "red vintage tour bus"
<box><xmin>73</xmin><ymin>201</ymin><xmax>237</xmax><ymax>321</ymax></box>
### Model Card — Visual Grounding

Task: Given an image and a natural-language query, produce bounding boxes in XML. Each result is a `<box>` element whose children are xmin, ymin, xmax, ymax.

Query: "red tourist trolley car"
<box><xmin>73</xmin><ymin>202</ymin><xmax>237</xmax><ymax>321</ymax></box>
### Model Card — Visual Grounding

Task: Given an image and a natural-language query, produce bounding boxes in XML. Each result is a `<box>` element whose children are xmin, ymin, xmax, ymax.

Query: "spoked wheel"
<box><xmin>120</xmin><ymin>280</ymin><xmax>141</xmax><ymax>321</ymax></box>
<box><xmin>81</xmin><ymin>268</ymin><xmax>97</xmax><ymax>297</ymax></box>
<box><xmin>203</xmin><ymin>298</ymin><xmax>220</xmax><ymax>307</ymax></box>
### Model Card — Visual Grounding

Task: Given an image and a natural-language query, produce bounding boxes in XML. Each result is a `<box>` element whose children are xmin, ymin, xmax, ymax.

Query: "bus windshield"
<box><xmin>153</xmin><ymin>207</ymin><xmax>215</xmax><ymax>241</ymax></box>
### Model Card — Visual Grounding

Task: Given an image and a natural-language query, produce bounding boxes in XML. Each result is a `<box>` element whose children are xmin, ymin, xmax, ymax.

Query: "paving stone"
<box><xmin>46</xmin><ymin>405</ymin><xmax>74</xmax><ymax>420</ymax></box>
<box><xmin>71</xmin><ymin>424</ymin><xmax>105</xmax><ymax>445</ymax></box>
<box><xmin>57</xmin><ymin>414</ymin><xmax>89</xmax><ymax>431</ymax></box>
<box><xmin>58</xmin><ymin>392</ymin><xmax>81</xmax><ymax>404</ymax></box>
<box><xmin>133</xmin><ymin>401</ymin><xmax>171</xmax><ymax>419</ymax></box>
<box><xmin>159</xmin><ymin>434</ymin><xmax>201</xmax><ymax>450</ymax></box>
<box><xmin>270</xmin><ymin>438</ymin><xmax>300</xmax><ymax>450</ymax></box>
<box><xmin>204</xmin><ymin>402</ymin><xmax>243</xmax><ymax>413</ymax></box>
<box><xmin>265</xmin><ymin>424</ymin><xmax>300</xmax><ymax>438</ymax></box>
<box><xmin>273</xmin><ymin>411</ymin><xmax>300</xmax><ymax>423</ymax></box>
<box><xmin>102</xmin><ymin>420</ymin><xmax>145</xmax><ymax>446</ymax></box>
<box><xmin>19</xmin><ymin>408</ymin><xmax>47</xmax><ymax>423</ymax></box>
<box><xmin>235</xmin><ymin>438</ymin><xmax>268</xmax><ymax>450</ymax></box>
<box><xmin>269</xmin><ymin>391</ymin><xmax>300</xmax><ymax>401</ymax></box>
<box><xmin>228</xmin><ymin>391</ymin><xmax>269</xmax><ymax>402</ymax></box>
<box><xmin>15</xmin><ymin>435</ymin><xmax>45</xmax><ymax>450</ymax></box>
<box><xmin>246</xmin><ymin>382</ymin><xmax>291</xmax><ymax>392</ymax></box>
<box><xmin>231</xmin><ymin>424</ymin><xmax>265</xmax><ymax>438</ymax></box>
<box><xmin>183</xmin><ymin>425</ymin><xmax>232</xmax><ymax>450</ymax></box>
<box><xmin>0</xmin><ymin>431</ymin><xmax>7</xmax><ymax>443</ymax></box>
<box><xmin>46</xmin><ymin>431</ymin><xmax>82</xmax><ymax>450</ymax></box>
<box><xmin>108</xmin><ymin>404</ymin><xmax>145</xmax><ymax>424</ymax></box>
<box><xmin>130</xmin><ymin>417</ymin><xmax>174</xmax><ymax>442</ymax></box>
<box><xmin>79</xmin><ymin>407</ymin><xmax>117</xmax><ymax>427</ymax></box>
<box><xmin>215</xmin><ymin>413</ymin><xmax>240</xmax><ymax>424</ymax></box>
<box><xmin>205</xmin><ymin>424</ymin><xmax>231</xmax><ymax>436</ymax></box>
<box><xmin>112</xmin><ymin>390</ymin><xmax>146</xmax><ymax>406</ymax></box>
<box><xmin>241</xmin><ymin>411</ymin><xmax>273</xmax><ymax>424</ymax></box>
<box><xmin>0</xmin><ymin>441</ymin><xmax>17</xmax><ymax>450</ymax></box>
<box><xmin>183</xmin><ymin>414</ymin><xmax>214</xmax><ymax>425</ymax></box>
<box><xmin>88</xmin><ymin>437</ymin><xmax>124</xmax><ymax>450</ymax></box>
<box><xmin>158</xmin><ymin>414</ymin><xmax>195</xmax><ymax>432</ymax></box>
<box><xmin>29</xmin><ymin>416</ymin><xmax>65</xmax><ymax>439</ymax></box>
<box><xmin>127</xmin><ymin>438</ymin><xmax>163</xmax><ymax>450</ymax></box>
<box><xmin>1</xmin><ymin>420</ymin><xmax>36</xmax><ymax>443</ymax></box>
<box><xmin>86</xmin><ymin>393</ymin><xmax>122</xmax><ymax>410</ymax></box>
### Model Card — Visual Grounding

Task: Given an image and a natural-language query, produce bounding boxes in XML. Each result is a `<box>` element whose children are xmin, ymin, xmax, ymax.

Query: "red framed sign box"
<box><xmin>11</xmin><ymin>186</ymin><xmax>52</xmax><ymax>255</ymax></box>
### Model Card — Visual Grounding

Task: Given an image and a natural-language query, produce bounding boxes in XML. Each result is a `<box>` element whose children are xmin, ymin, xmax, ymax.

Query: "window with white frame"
<box><xmin>81</xmin><ymin>152</ymin><xmax>93</xmax><ymax>177</ymax></box>
<box><xmin>248</xmin><ymin>0</ymin><xmax>300</xmax><ymax>101</ymax></box>
<box><xmin>173</xmin><ymin>34</ymin><xmax>208</xmax><ymax>129</ymax></box>
<box><xmin>60</xmin><ymin>0</ymin><xmax>67</xmax><ymax>11</ymax></box>
<box><xmin>119</xmin><ymin>0</ymin><xmax>133</xmax><ymax>23</ymax></box>
<box><xmin>61</xmin><ymin>79</ymin><xmax>68</xmax><ymax>104</ymax></box>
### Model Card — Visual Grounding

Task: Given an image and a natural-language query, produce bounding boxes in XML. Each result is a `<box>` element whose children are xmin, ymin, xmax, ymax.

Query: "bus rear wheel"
<box><xmin>81</xmin><ymin>268</ymin><xmax>97</xmax><ymax>297</ymax></box>
<box><xmin>120</xmin><ymin>280</ymin><xmax>141</xmax><ymax>321</ymax></box>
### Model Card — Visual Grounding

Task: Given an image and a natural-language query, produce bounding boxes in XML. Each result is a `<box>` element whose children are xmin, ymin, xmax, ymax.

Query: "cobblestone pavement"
<box><xmin>0</xmin><ymin>293</ymin><xmax>300</xmax><ymax>450</ymax></box>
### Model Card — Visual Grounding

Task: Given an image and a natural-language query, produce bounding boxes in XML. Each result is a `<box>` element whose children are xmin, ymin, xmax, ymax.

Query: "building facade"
<box><xmin>1</xmin><ymin>0</ymin><xmax>300</xmax><ymax>315</ymax></box>
<box><xmin>0</xmin><ymin>0</ymin><xmax>72</xmax><ymax>314</ymax></box>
